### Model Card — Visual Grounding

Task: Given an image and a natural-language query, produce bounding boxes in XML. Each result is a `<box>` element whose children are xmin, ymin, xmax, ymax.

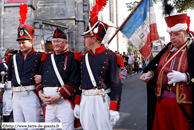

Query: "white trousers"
<box><xmin>44</xmin><ymin>87</ymin><xmax>75</xmax><ymax>130</ymax></box>
<box><xmin>13</xmin><ymin>91</ymin><xmax>41</xmax><ymax>130</ymax></box>
<box><xmin>3</xmin><ymin>89</ymin><xmax>12</xmax><ymax>116</ymax></box>
<box><xmin>3</xmin><ymin>81</ymin><xmax>13</xmax><ymax>116</ymax></box>
<box><xmin>80</xmin><ymin>93</ymin><xmax>112</xmax><ymax>130</ymax></box>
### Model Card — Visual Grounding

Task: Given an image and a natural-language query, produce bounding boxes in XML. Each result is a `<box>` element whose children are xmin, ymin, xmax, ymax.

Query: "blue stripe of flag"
<box><xmin>120</xmin><ymin>0</ymin><xmax>153</xmax><ymax>39</ymax></box>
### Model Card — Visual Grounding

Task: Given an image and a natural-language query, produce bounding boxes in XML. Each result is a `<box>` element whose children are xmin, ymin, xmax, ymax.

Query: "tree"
<box><xmin>128</xmin><ymin>40</ymin><xmax>139</xmax><ymax>54</ymax></box>
<box><xmin>125</xmin><ymin>1</ymin><xmax>139</xmax><ymax>11</ymax></box>
<box><xmin>126</xmin><ymin>0</ymin><xmax>194</xmax><ymax>13</ymax></box>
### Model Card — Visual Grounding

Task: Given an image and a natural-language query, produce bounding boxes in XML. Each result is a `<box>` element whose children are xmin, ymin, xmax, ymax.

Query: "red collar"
<box><xmin>19</xmin><ymin>48</ymin><xmax>35</xmax><ymax>56</ymax></box>
<box><xmin>89</xmin><ymin>44</ymin><xmax>106</xmax><ymax>55</ymax></box>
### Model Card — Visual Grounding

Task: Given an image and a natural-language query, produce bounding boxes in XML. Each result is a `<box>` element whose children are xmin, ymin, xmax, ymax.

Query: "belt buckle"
<box><xmin>18</xmin><ymin>87</ymin><xmax>21</xmax><ymax>91</ymax></box>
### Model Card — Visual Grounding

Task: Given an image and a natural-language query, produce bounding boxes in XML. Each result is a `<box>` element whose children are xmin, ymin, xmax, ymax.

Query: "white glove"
<box><xmin>0</xmin><ymin>83</ymin><xmax>5</xmax><ymax>89</ymax></box>
<box><xmin>109</xmin><ymin>110</ymin><xmax>120</xmax><ymax>128</ymax></box>
<box><xmin>74</xmin><ymin>104</ymin><xmax>80</xmax><ymax>119</ymax></box>
<box><xmin>167</xmin><ymin>70</ymin><xmax>186</xmax><ymax>86</ymax></box>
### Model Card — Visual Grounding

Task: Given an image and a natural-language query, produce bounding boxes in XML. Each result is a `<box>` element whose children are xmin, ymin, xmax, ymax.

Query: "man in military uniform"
<box><xmin>73</xmin><ymin>18</ymin><xmax>124</xmax><ymax>130</ymax></box>
<box><xmin>35</xmin><ymin>28</ymin><xmax>81</xmax><ymax>130</ymax></box>
<box><xmin>0</xmin><ymin>49</ymin><xmax>17</xmax><ymax>123</ymax></box>
<box><xmin>140</xmin><ymin>13</ymin><xmax>194</xmax><ymax>130</ymax></box>
<box><xmin>7</xmin><ymin>24</ymin><xmax>42</xmax><ymax>129</ymax></box>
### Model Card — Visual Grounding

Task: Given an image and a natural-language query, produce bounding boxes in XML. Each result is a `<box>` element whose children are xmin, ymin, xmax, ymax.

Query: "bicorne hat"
<box><xmin>81</xmin><ymin>18</ymin><xmax>109</xmax><ymax>41</ymax></box>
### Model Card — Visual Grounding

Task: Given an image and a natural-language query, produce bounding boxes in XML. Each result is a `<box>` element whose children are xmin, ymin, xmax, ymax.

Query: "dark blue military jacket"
<box><xmin>38</xmin><ymin>50</ymin><xmax>81</xmax><ymax>100</ymax></box>
<box><xmin>39</xmin><ymin>51</ymin><xmax>80</xmax><ymax>89</ymax></box>
<box><xmin>7</xmin><ymin>48</ymin><xmax>42</xmax><ymax>86</ymax></box>
<box><xmin>80</xmin><ymin>44</ymin><xmax>122</xmax><ymax>111</ymax></box>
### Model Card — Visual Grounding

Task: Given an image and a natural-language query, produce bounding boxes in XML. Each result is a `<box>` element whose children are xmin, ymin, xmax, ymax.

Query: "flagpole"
<box><xmin>108</xmin><ymin>0</ymin><xmax>144</xmax><ymax>44</ymax></box>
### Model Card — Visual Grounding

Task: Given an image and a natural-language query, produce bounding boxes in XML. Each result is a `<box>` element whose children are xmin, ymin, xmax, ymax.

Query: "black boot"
<box><xmin>3</xmin><ymin>115</ymin><xmax>10</xmax><ymax>122</ymax></box>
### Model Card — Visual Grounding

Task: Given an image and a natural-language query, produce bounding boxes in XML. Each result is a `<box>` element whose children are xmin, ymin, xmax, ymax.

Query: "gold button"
<box><xmin>81</xmin><ymin>67</ymin><xmax>82</xmax><ymax>68</ymax></box>
<box><xmin>32</xmin><ymin>69</ymin><xmax>34</xmax><ymax>71</ymax></box>
<box><xmin>102</xmin><ymin>66</ymin><xmax>104</xmax><ymax>68</ymax></box>
<box><xmin>99</xmin><ymin>81</ymin><xmax>101</xmax><ymax>83</ymax></box>
<box><xmin>155</xmin><ymin>64</ymin><xmax>158</xmax><ymax>66</ymax></box>
<box><xmin>101</xmin><ymin>71</ymin><xmax>103</xmax><ymax>73</ymax></box>
<box><xmin>191</xmin><ymin>78</ymin><xmax>194</xmax><ymax>83</ymax></box>
<box><xmin>31</xmin><ymin>74</ymin><xmax>33</xmax><ymax>75</ymax></box>
<box><xmin>104</xmin><ymin>62</ymin><xmax>106</xmax><ymax>63</ymax></box>
<box><xmin>30</xmin><ymin>78</ymin><xmax>32</xmax><ymax>80</ymax></box>
<box><xmin>100</xmin><ymin>76</ymin><xmax>102</xmax><ymax>78</ymax></box>
<box><xmin>35</xmin><ymin>60</ymin><xmax>37</xmax><ymax>62</ymax></box>
<box><xmin>34</xmin><ymin>65</ymin><xmax>36</xmax><ymax>66</ymax></box>
<box><xmin>81</xmin><ymin>71</ymin><xmax>82</xmax><ymax>73</ymax></box>
<box><xmin>81</xmin><ymin>62</ymin><xmax>82</xmax><ymax>64</ymax></box>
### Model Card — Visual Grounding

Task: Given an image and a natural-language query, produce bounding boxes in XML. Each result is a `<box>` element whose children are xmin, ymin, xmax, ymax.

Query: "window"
<box><xmin>45</xmin><ymin>41</ymin><xmax>54</xmax><ymax>53</ymax></box>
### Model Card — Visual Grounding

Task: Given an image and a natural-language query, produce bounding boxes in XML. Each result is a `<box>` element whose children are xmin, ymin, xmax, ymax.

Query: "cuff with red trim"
<box><xmin>35</xmin><ymin>83</ymin><xmax>43</xmax><ymax>92</ymax></box>
<box><xmin>59</xmin><ymin>85</ymin><xmax>75</xmax><ymax>99</ymax></box>
<box><xmin>109</xmin><ymin>101</ymin><xmax>120</xmax><ymax>111</ymax></box>
<box><xmin>74</xmin><ymin>95</ymin><xmax>81</xmax><ymax>105</ymax></box>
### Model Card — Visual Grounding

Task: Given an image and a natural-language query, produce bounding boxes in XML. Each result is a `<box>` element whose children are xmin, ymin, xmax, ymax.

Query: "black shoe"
<box><xmin>3</xmin><ymin>116</ymin><xmax>10</xmax><ymax>122</ymax></box>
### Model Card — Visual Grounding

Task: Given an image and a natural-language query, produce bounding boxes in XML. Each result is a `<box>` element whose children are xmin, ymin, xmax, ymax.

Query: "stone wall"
<box><xmin>0</xmin><ymin>0</ymin><xmax>89</xmax><ymax>56</ymax></box>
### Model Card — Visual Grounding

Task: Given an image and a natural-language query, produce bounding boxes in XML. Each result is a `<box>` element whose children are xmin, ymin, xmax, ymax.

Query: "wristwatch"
<box><xmin>58</xmin><ymin>93</ymin><xmax>64</xmax><ymax>100</ymax></box>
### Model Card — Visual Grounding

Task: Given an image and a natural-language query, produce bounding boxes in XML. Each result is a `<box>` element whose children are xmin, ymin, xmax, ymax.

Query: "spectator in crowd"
<box><xmin>141</xmin><ymin>56</ymin><xmax>146</xmax><ymax>71</ymax></box>
<box><xmin>122</xmin><ymin>52</ymin><xmax>129</xmax><ymax>67</ymax></box>
<box><xmin>127</xmin><ymin>52</ymin><xmax>134</xmax><ymax>76</ymax></box>
<box><xmin>134</xmin><ymin>55</ymin><xmax>139</xmax><ymax>73</ymax></box>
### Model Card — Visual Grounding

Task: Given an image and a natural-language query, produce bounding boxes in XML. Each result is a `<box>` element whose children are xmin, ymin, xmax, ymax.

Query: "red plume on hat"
<box><xmin>19</xmin><ymin>3</ymin><xmax>28</xmax><ymax>25</ymax></box>
<box><xmin>81</xmin><ymin>0</ymin><xmax>109</xmax><ymax>41</ymax></box>
<box><xmin>16</xmin><ymin>3</ymin><xmax>35</xmax><ymax>41</ymax></box>
<box><xmin>90</xmin><ymin>0</ymin><xmax>108</xmax><ymax>19</ymax></box>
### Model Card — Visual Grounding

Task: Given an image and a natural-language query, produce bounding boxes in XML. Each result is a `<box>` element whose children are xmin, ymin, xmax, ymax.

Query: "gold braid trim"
<box><xmin>24</xmin><ymin>30</ymin><xmax>32</xmax><ymax>40</ymax></box>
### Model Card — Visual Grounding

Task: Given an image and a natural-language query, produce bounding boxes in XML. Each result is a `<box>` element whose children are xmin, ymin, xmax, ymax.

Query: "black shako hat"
<box><xmin>17</xmin><ymin>25</ymin><xmax>35</xmax><ymax>41</ymax></box>
<box><xmin>53</xmin><ymin>28</ymin><xmax>67</xmax><ymax>40</ymax></box>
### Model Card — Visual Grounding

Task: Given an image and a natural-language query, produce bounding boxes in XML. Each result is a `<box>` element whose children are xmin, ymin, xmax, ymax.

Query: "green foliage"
<box><xmin>128</xmin><ymin>40</ymin><xmax>139</xmax><ymax>54</ymax></box>
<box><xmin>126</xmin><ymin>0</ymin><xmax>194</xmax><ymax>13</ymax></box>
<box><xmin>125</xmin><ymin>1</ymin><xmax>139</xmax><ymax>11</ymax></box>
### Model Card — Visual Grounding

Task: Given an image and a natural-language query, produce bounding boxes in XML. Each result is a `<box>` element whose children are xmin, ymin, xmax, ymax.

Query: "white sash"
<box><xmin>3</xmin><ymin>63</ymin><xmax>8</xmax><ymax>69</ymax></box>
<box><xmin>13</xmin><ymin>54</ymin><xmax>21</xmax><ymax>85</ymax></box>
<box><xmin>51</xmin><ymin>54</ymin><xmax>70</xmax><ymax>96</ymax></box>
<box><xmin>85</xmin><ymin>53</ymin><xmax>97</xmax><ymax>88</ymax></box>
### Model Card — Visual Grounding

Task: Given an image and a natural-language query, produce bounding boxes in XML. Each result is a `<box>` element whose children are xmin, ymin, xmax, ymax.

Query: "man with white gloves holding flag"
<box><xmin>140</xmin><ymin>4</ymin><xmax>194</xmax><ymax>130</ymax></box>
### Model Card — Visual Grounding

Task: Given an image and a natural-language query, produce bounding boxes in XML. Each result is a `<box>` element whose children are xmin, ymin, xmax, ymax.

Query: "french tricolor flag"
<box><xmin>120</xmin><ymin>0</ymin><xmax>159</xmax><ymax>60</ymax></box>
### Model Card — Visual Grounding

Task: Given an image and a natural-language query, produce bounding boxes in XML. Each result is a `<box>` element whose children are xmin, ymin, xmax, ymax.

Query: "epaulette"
<box><xmin>41</xmin><ymin>53</ymin><xmax>52</xmax><ymax>61</ymax></box>
<box><xmin>6</xmin><ymin>54</ymin><xmax>12</xmax><ymax>64</ymax></box>
<box><xmin>108</xmin><ymin>49</ymin><xmax>124</xmax><ymax>67</ymax></box>
<box><xmin>116</xmin><ymin>55</ymin><xmax>124</xmax><ymax>67</ymax></box>
<box><xmin>68</xmin><ymin>51</ymin><xmax>82</xmax><ymax>62</ymax></box>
